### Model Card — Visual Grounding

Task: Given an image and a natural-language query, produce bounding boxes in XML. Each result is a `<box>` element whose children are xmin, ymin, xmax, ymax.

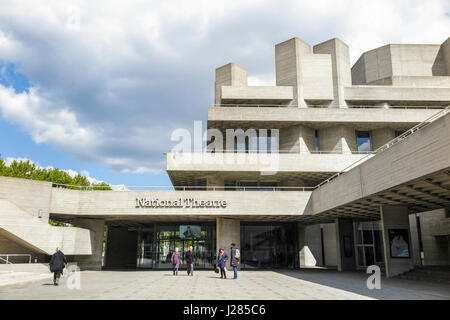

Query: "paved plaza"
<box><xmin>0</xmin><ymin>269</ymin><xmax>449</xmax><ymax>300</ymax></box>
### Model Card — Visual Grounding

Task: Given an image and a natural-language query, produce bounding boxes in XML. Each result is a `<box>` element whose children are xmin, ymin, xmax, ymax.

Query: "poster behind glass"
<box><xmin>388</xmin><ymin>229</ymin><xmax>410</xmax><ymax>258</ymax></box>
<box><xmin>180</xmin><ymin>225</ymin><xmax>201</xmax><ymax>239</ymax></box>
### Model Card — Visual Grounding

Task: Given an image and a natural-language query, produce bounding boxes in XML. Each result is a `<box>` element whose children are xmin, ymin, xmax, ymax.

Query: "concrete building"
<box><xmin>1</xmin><ymin>37</ymin><xmax>449</xmax><ymax>278</ymax></box>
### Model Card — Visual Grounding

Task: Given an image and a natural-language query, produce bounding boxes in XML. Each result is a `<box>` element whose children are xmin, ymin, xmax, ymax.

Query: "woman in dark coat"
<box><xmin>216</xmin><ymin>248</ymin><xmax>228</xmax><ymax>279</ymax></box>
<box><xmin>49</xmin><ymin>248</ymin><xmax>67</xmax><ymax>286</ymax></box>
<box><xmin>171</xmin><ymin>248</ymin><xmax>181</xmax><ymax>276</ymax></box>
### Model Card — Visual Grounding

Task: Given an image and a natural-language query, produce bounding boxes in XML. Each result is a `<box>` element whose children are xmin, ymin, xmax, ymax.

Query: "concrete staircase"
<box><xmin>0</xmin><ymin>199</ymin><xmax>92</xmax><ymax>255</ymax></box>
<box><xmin>397</xmin><ymin>266</ymin><xmax>450</xmax><ymax>284</ymax></box>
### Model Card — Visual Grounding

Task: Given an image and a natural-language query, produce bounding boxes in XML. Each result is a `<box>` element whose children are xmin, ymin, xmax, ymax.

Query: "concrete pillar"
<box><xmin>206</xmin><ymin>176</ymin><xmax>225</xmax><ymax>191</ymax></box>
<box><xmin>322</xmin><ymin>223</ymin><xmax>338</xmax><ymax>267</ymax></box>
<box><xmin>298</xmin><ymin>224</ymin><xmax>322</xmax><ymax>267</ymax></box>
<box><xmin>73</xmin><ymin>218</ymin><xmax>105</xmax><ymax>271</ymax></box>
<box><xmin>408</xmin><ymin>213</ymin><xmax>422</xmax><ymax>267</ymax></box>
<box><xmin>380</xmin><ymin>205</ymin><xmax>414</xmax><ymax>278</ymax></box>
<box><xmin>313</xmin><ymin>38</ymin><xmax>352</xmax><ymax>108</ymax></box>
<box><xmin>418</xmin><ymin>209</ymin><xmax>450</xmax><ymax>266</ymax></box>
<box><xmin>318</xmin><ymin>125</ymin><xmax>357</xmax><ymax>153</ymax></box>
<box><xmin>439</xmin><ymin>37</ymin><xmax>450</xmax><ymax>76</ymax></box>
<box><xmin>216</xmin><ymin>218</ymin><xmax>240</xmax><ymax>268</ymax></box>
<box><xmin>371</xmin><ymin>128</ymin><xmax>396</xmax><ymax>150</ymax></box>
<box><xmin>279</xmin><ymin>124</ymin><xmax>315</xmax><ymax>153</ymax></box>
<box><xmin>215</xmin><ymin>63</ymin><xmax>248</xmax><ymax>105</ymax></box>
<box><xmin>275</xmin><ymin>37</ymin><xmax>311</xmax><ymax>107</ymax></box>
<box><xmin>335</xmin><ymin>218</ymin><xmax>356</xmax><ymax>271</ymax></box>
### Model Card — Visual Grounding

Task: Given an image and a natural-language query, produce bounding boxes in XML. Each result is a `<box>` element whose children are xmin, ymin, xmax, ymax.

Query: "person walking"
<box><xmin>171</xmin><ymin>247</ymin><xmax>181</xmax><ymax>276</ymax></box>
<box><xmin>216</xmin><ymin>248</ymin><xmax>228</xmax><ymax>279</ymax></box>
<box><xmin>230</xmin><ymin>243</ymin><xmax>240</xmax><ymax>280</ymax></box>
<box><xmin>185</xmin><ymin>246</ymin><xmax>195</xmax><ymax>276</ymax></box>
<box><xmin>49</xmin><ymin>247</ymin><xmax>67</xmax><ymax>286</ymax></box>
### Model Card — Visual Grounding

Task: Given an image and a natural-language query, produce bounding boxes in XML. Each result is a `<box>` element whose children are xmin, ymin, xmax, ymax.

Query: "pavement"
<box><xmin>0</xmin><ymin>269</ymin><xmax>449</xmax><ymax>300</ymax></box>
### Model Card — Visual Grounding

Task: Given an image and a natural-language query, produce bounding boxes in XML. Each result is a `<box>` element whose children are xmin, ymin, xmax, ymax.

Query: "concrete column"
<box><xmin>73</xmin><ymin>218</ymin><xmax>105</xmax><ymax>271</ymax></box>
<box><xmin>206</xmin><ymin>176</ymin><xmax>225</xmax><ymax>191</ymax></box>
<box><xmin>215</xmin><ymin>63</ymin><xmax>248</xmax><ymax>105</ymax></box>
<box><xmin>322</xmin><ymin>223</ymin><xmax>338</xmax><ymax>267</ymax></box>
<box><xmin>439</xmin><ymin>37</ymin><xmax>450</xmax><ymax>75</ymax></box>
<box><xmin>216</xmin><ymin>218</ymin><xmax>240</xmax><ymax>268</ymax></box>
<box><xmin>371</xmin><ymin>128</ymin><xmax>396</xmax><ymax>150</ymax></box>
<box><xmin>275</xmin><ymin>37</ymin><xmax>311</xmax><ymax>107</ymax></box>
<box><xmin>313</xmin><ymin>38</ymin><xmax>352</xmax><ymax>108</ymax></box>
<box><xmin>380</xmin><ymin>205</ymin><xmax>414</xmax><ymax>278</ymax></box>
<box><xmin>318</xmin><ymin>125</ymin><xmax>357</xmax><ymax>153</ymax></box>
<box><xmin>335</xmin><ymin>218</ymin><xmax>356</xmax><ymax>271</ymax></box>
<box><xmin>279</xmin><ymin>124</ymin><xmax>315</xmax><ymax>153</ymax></box>
<box><xmin>298</xmin><ymin>224</ymin><xmax>322</xmax><ymax>267</ymax></box>
<box><xmin>418</xmin><ymin>209</ymin><xmax>450</xmax><ymax>266</ymax></box>
<box><xmin>408</xmin><ymin>213</ymin><xmax>422</xmax><ymax>267</ymax></box>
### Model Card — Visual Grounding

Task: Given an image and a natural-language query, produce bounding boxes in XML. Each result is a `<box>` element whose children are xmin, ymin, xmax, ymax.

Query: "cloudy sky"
<box><xmin>0</xmin><ymin>0</ymin><xmax>449</xmax><ymax>187</ymax></box>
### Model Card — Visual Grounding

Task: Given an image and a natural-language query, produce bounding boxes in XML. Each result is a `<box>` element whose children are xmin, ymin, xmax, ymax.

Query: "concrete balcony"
<box><xmin>49</xmin><ymin>188</ymin><xmax>312</xmax><ymax>221</ymax></box>
<box><xmin>208</xmin><ymin>106</ymin><xmax>441</xmax><ymax>130</ymax></box>
<box><xmin>220</xmin><ymin>86</ymin><xmax>294</xmax><ymax>104</ymax></box>
<box><xmin>166</xmin><ymin>152</ymin><xmax>372</xmax><ymax>186</ymax></box>
<box><xmin>344</xmin><ymin>86</ymin><xmax>450</xmax><ymax>105</ymax></box>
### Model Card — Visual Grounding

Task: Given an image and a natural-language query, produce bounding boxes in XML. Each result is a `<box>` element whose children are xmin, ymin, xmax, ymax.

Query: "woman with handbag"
<box><xmin>171</xmin><ymin>247</ymin><xmax>181</xmax><ymax>276</ymax></box>
<box><xmin>216</xmin><ymin>248</ymin><xmax>228</xmax><ymax>279</ymax></box>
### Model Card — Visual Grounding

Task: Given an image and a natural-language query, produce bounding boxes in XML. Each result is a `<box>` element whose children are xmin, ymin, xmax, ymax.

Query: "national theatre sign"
<box><xmin>135</xmin><ymin>198</ymin><xmax>228</xmax><ymax>208</ymax></box>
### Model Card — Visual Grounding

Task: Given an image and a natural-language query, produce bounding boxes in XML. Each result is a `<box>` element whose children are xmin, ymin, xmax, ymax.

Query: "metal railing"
<box><xmin>213</xmin><ymin>103</ymin><xmax>448</xmax><ymax>109</ymax></box>
<box><xmin>315</xmin><ymin>106</ymin><xmax>450</xmax><ymax>189</ymax></box>
<box><xmin>52</xmin><ymin>184</ymin><xmax>315</xmax><ymax>192</ymax></box>
<box><xmin>0</xmin><ymin>254</ymin><xmax>32</xmax><ymax>264</ymax></box>
<box><xmin>167</xmin><ymin>150</ymin><xmax>373</xmax><ymax>155</ymax></box>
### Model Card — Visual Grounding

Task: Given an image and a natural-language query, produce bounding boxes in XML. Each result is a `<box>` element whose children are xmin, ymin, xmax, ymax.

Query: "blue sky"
<box><xmin>0</xmin><ymin>0</ymin><xmax>448</xmax><ymax>187</ymax></box>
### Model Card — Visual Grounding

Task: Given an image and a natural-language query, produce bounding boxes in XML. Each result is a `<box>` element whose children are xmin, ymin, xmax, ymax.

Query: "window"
<box><xmin>356</xmin><ymin>131</ymin><xmax>372</xmax><ymax>153</ymax></box>
<box><xmin>314</xmin><ymin>129</ymin><xmax>319</xmax><ymax>152</ymax></box>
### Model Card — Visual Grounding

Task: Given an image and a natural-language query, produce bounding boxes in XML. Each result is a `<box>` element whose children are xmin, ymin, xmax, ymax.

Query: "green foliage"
<box><xmin>0</xmin><ymin>154</ymin><xmax>111</xmax><ymax>190</ymax></box>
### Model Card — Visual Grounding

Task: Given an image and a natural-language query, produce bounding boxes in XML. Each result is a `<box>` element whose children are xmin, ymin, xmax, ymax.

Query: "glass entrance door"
<box><xmin>153</xmin><ymin>223</ymin><xmax>216</xmax><ymax>269</ymax></box>
<box><xmin>354</xmin><ymin>221</ymin><xmax>384</xmax><ymax>269</ymax></box>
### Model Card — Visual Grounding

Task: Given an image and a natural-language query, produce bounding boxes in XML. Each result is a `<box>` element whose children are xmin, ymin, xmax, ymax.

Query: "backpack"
<box><xmin>234</xmin><ymin>248</ymin><xmax>240</xmax><ymax>259</ymax></box>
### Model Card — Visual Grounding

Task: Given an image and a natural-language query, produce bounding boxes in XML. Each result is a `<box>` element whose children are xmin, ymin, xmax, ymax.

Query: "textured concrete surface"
<box><xmin>0</xmin><ymin>269</ymin><xmax>449</xmax><ymax>300</ymax></box>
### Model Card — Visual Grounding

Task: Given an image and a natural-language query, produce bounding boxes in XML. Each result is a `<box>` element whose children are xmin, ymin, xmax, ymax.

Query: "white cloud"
<box><xmin>0</xmin><ymin>0</ymin><xmax>448</xmax><ymax>174</ymax></box>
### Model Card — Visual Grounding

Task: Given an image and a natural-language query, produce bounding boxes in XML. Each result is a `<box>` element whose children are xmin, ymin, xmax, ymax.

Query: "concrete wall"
<box><xmin>50</xmin><ymin>187</ymin><xmax>313</xmax><ymax>218</ymax></box>
<box><xmin>335</xmin><ymin>218</ymin><xmax>356</xmax><ymax>271</ymax></box>
<box><xmin>208</xmin><ymin>106</ymin><xmax>438</xmax><ymax>126</ymax></box>
<box><xmin>216</xmin><ymin>218</ymin><xmax>240</xmax><ymax>268</ymax></box>
<box><xmin>371</xmin><ymin>127</ymin><xmax>396</xmax><ymax>150</ymax></box>
<box><xmin>312</xmin><ymin>112</ymin><xmax>450</xmax><ymax>214</ymax></box>
<box><xmin>73</xmin><ymin>218</ymin><xmax>105</xmax><ymax>270</ymax></box>
<box><xmin>314</xmin><ymin>38</ymin><xmax>351</xmax><ymax>107</ymax></box>
<box><xmin>275</xmin><ymin>37</ymin><xmax>315</xmax><ymax>107</ymax></box>
<box><xmin>322</xmin><ymin>223</ymin><xmax>338</xmax><ymax>267</ymax></box>
<box><xmin>220</xmin><ymin>86</ymin><xmax>294</xmax><ymax>102</ymax></box>
<box><xmin>0</xmin><ymin>176</ymin><xmax>52</xmax><ymax>221</ymax></box>
<box><xmin>298</xmin><ymin>224</ymin><xmax>322</xmax><ymax>267</ymax></box>
<box><xmin>279</xmin><ymin>124</ymin><xmax>315</xmax><ymax>153</ymax></box>
<box><xmin>318</xmin><ymin>125</ymin><xmax>357</xmax><ymax>153</ymax></box>
<box><xmin>215</xmin><ymin>63</ymin><xmax>247</xmax><ymax>105</ymax></box>
<box><xmin>419</xmin><ymin>209</ymin><xmax>450</xmax><ymax>266</ymax></box>
<box><xmin>105</xmin><ymin>226</ymin><xmax>137</xmax><ymax>269</ymax></box>
<box><xmin>408</xmin><ymin>213</ymin><xmax>422</xmax><ymax>267</ymax></box>
<box><xmin>380</xmin><ymin>205</ymin><xmax>414</xmax><ymax>278</ymax></box>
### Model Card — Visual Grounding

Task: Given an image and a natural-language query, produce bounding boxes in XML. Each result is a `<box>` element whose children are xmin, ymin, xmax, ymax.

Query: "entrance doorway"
<box><xmin>240</xmin><ymin>223</ymin><xmax>298</xmax><ymax>269</ymax></box>
<box><xmin>353</xmin><ymin>221</ymin><xmax>384</xmax><ymax>269</ymax></box>
<box><xmin>136</xmin><ymin>223</ymin><xmax>216</xmax><ymax>270</ymax></box>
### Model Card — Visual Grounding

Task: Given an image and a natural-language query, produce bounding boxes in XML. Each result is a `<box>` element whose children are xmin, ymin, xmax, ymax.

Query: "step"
<box><xmin>0</xmin><ymin>272</ymin><xmax>52</xmax><ymax>288</ymax></box>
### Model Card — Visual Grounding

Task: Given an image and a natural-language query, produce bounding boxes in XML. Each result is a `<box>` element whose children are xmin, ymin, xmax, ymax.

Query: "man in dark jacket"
<box><xmin>230</xmin><ymin>243</ymin><xmax>240</xmax><ymax>280</ymax></box>
<box><xmin>49</xmin><ymin>248</ymin><xmax>67</xmax><ymax>286</ymax></box>
<box><xmin>185</xmin><ymin>246</ymin><xmax>195</xmax><ymax>276</ymax></box>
